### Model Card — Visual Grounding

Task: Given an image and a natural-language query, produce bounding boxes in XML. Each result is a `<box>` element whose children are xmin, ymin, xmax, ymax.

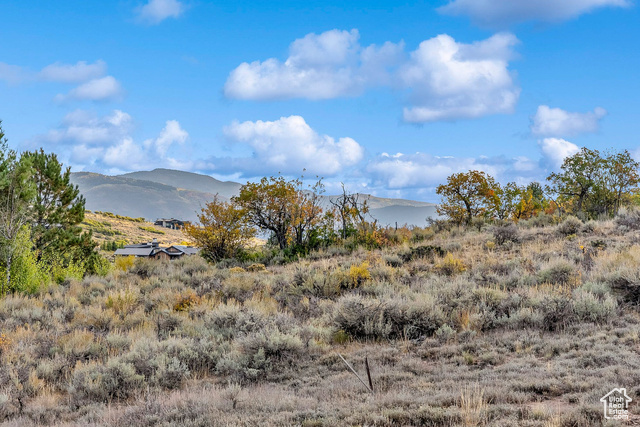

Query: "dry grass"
<box><xmin>0</xmin><ymin>216</ymin><xmax>638</xmax><ymax>425</ymax></box>
<box><xmin>81</xmin><ymin>211</ymin><xmax>187</xmax><ymax>248</ymax></box>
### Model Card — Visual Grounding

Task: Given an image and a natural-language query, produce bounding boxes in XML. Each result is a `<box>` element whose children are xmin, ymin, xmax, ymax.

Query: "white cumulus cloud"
<box><xmin>366</xmin><ymin>152</ymin><xmax>512</xmax><ymax>189</ymax></box>
<box><xmin>224</xmin><ymin>30</ymin><xmax>373</xmax><ymax>100</ymax></box>
<box><xmin>32</xmin><ymin>110</ymin><xmax>189</xmax><ymax>173</ymax></box>
<box><xmin>438</xmin><ymin>0</ymin><xmax>630</xmax><ymax>27</ymax></box>
<box><xmin>218</xmin><ymin>115</ymin><xmax>364</xmax><ymax>176</ymax></box>
<box><xmin>43</xmin><ymin>109</ymin><xmax>133</xmax><ymax>145</ymax></box>
<box><xmin>145</xmin><ymin>120</ymin><xmax>189</xmax><ymax>156</ymax></box>
<box><xmin>538</xmin><ymin>137</ymin><xmax>580</xmax><ymax>168</ymax></box>
<box><xmin>39</xmin><ymin>60</ymin><xmax>107</xmax><ymax>83</ymax></box>
<box><xmin>57</xmin><ymin>76</ymin><xmax>123</xmax><ymax>102</ymax></box>
<box><xmin>531</xmin><ymin>105</ymin><xmax>606</xmax><ymax>137</ymax></box>
<box><xmin>136</xmin><ymin>0</ymin><xmax>186</xmax><ymax>24</ymax></box>
<box><xmin>400</xmin><ymin>33</ymin><xmax>520</xmax><ymax>122</ymax></box>
<box><xmin>224</xmin><ymin>29</ymin><xmax>520</xmax><ymax>123</ymax></box>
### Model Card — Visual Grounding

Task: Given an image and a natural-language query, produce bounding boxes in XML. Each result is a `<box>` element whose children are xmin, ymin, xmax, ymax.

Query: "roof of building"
<box><xmin>155</xmin><ymin>248</ymin><xmax>185</xmax><ymax>257</ymax></box>
<box><xmin>171</xmin><ymin>245</ymin><xmax>200</xmax><ymax>255</ymax></box>
<box><xmin>114</xmin><ymin>248</ymin><xmax>155</xmax><ymax>257</ymax></box>
<box><xmin>115</xmin><ymin>240</ymin><xmax>199</xmax><ymax>257</ymax></box>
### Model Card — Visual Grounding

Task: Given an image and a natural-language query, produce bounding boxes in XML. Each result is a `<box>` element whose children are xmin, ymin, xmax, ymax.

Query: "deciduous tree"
<box><xmin>184</xmin><ymin>196</ymin><xmax>255</xmax><ymax>261</ymax></box>
<box><xmin>233</xmin><ymin>176</ymin><xmax>325</xmax><ymax>250</ymax></box>
<box><xmin>0</xmin><ymin>123</ymin><xmax>36</xmax><ymax>293</ymax></box>
<box><xmin>329</xmin><ymin>184</ymin><xmax>371</xmax><ymax>240</ymax></box>
<box><xmin>436</xmin><ymin>171</ymin><xmax>500</xmax><ymax>225</ymax></box>
<box><xmin>547</xmin><ymin>148</ymin><xmax>602</xmax><ymax>215</ymax></box>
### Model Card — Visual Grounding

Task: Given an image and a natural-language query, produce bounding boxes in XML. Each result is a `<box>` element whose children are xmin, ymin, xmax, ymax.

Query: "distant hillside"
<box><xmin>81</xmin><ymin>211</ymin><xmax>187</xmax><ymax>248</ymax></box>
<box><xmin>71</xmin><ymin>169</ymin><xmax>438</xmax><ymax>226</ymax></box>
<box><xmin>368</xmin><ymin>205</ymin><xmax>438</xmax><ymax>227</ymax></box>
<box><xmin>120</xmin><ymin>169</ymin><xmax>241</xmax><ymax>199</ymax></box>
<box><xmin>70</xmin><ymin>172</ymin><xmax>215</xmax><ymax>222</ymax></box>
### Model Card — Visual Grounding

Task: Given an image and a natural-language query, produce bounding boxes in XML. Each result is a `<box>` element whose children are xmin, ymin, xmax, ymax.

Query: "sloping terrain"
<box><xmin>80</xmin><ymin>210</ymin><xmax>188</xmax><ymax>248</ymax></box>
<box><xmin>119</xmin><ymin>169</ymin><xmax>242</xmax><ymax>199</ymax></box>
<box><xmin>1</xmin><ymin>216</ymin><xmax>639</xmax><ymax>425</ymax></box>
<box><xmin>70</xmin><ymin>172</ymin><xmax>217</xmax><ymax>222</ymax></box>
<box><xmin>71</xmin><ymin>169</ymin><xmax>438</xmax><ymax>226</ymax></box>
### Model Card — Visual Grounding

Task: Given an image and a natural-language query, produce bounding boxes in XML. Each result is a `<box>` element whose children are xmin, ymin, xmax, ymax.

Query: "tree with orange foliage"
<box><xmin>183</xmin><ymin>196</ymin><xmax>255</xmax><ymax>261</ymax></box>
<box><xmin>233</xmin><ymin>176</ymin><xmax>324</xmax><ymax>250</ymax></box>
<box><xmin>436</xmin><ymin>170</ymin><xmax>500</xmax><ymax>225</ymax></box>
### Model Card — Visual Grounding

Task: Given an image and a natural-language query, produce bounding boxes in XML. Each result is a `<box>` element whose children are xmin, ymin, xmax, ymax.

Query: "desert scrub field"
<box><xmin>1</xmin><ymin>215</ymin><xmax>640</xmax><ymax>426</ymax></box>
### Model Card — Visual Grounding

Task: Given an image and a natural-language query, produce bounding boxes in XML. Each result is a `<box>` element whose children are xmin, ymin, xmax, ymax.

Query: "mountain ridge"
<box><xmin>70</xmin><ymin>169</ymin><xmax>437</xmax><ymax>226</ymax></box>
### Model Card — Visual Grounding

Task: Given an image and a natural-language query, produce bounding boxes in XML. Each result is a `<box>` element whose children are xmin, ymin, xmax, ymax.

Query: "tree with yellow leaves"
<box><xmin>436</xmin><ymin>170</ymin><xmax>500</xmax><ymax>225</ymax></box>
<box><xmin>183</xmin><ymin>196</ymin><xmax>255</xmax><ymax>261</ymax></box>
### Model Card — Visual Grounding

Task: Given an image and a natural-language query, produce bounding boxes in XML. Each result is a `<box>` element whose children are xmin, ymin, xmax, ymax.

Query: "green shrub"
<box><xmin>537</xmin><ymin>261</ymin><xmax>577</xmax><ymax>285</ymax></box>
<box><xmin>491</xmin><ymin>224</ymin><xmax>520</xmax><ymax>245</ymax></box>
<box><xmin>332</xmin><ymin>294</ymin><xmax>445</xmax><ymax>340</ymax></box>
<box><xmin>519</xmin><ymin>212</ymin><xmax>557</xmax><ymax>228</ymax></box>
<box><xmin>401</xmin><ymin>245</ymin><xmax>446</xmax><ymax>262</ymax></box>
<box><xmin>218</xmin><ymin>328</ymin><xmax>305</xmax><ymax>381</ymax></box>
<box><xmin>68</xmin><ymin>360</ymin><xmax>144</xmax><ymax>405</ymax></box>
<box><xmin>0</xmin><ymin>227</ymin><xmax>48</xmax><ymax>294</ymax></box>
<box><xmin>615</xmin><ymin>207</ymin><xmax>640</xmax><ymax>230</ymax></box>
<box><xmin>151</xmin><ymin>354</ymin><xmax>190</xmax><ymax>389</ymax></box>
<box><xmin>572</xmin><ymin>290</ymin><xmax>617</xmax><ymax>324</ymax></box>
<box><xmin>138</xmin><ymin>226</ymin><xmax>165</xmax><ymax>235</ymax></box>
<box><xmin>434</xmin><ymin>254</ymin><xmax>467</xmax><ymax>276</ymax></box>
<box><xmin>557</xmin><ymin>216</ymin><xmax>582</xmax><ymax>236</ymax></box>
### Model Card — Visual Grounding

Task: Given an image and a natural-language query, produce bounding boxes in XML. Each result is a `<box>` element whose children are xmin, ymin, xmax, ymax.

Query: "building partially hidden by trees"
<box><xmin>154</xmin><ymin>218</ymin><xmax>188</xmax><ymax>230</ymax></box>
<box><xmin>114</xmin><ymin>238</ymin><xmax>199</xmax><ymax>260</ymax></box>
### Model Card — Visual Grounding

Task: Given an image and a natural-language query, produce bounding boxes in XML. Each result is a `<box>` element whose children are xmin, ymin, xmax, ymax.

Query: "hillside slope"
<box><xmin>70</xmin><ymin>172</ymin><xmax>216</xmax><ymax>221</ymax></box>
<box><xmin>80</xmin><ymin>210</ymin><xmax>187</xmax><ymax>248</ymax></box>
<box><xmin>120</xmin><ymin>168</ymin><xmax>241</xmax><ymax>199</ymax></box>
<box><xmin>71</xmin><ymin>169</ymin><xmax>438</xmax><ymax>226</ymax></box>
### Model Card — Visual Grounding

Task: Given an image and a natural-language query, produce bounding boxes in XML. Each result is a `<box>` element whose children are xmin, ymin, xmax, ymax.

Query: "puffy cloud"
<box><xmin>32</xmin><ymin>110</ymin><xmax>188</xmax><ymax>173</ymax></box>
<box><xmin>145</xmin><ymin>120</ymin><xmax>189</xmax><ymax>156</ymax></box>
<box><xmin>136</xmin><ymin>0</ymin><xmax>186</xmax><ymax>24</ymax></box>
<box><xmin>103</xmin><ymin>138</ymin><xmax>146</xmax><ymax>169</ymax></box>
<box><xmin>1</xmin><ymin>60</ymin><xmax>109</xmax><ymax>85</ymax></box>
<box><xmin>224</xmin><ymin>30</ymin><xmax>372</xmax><ymax>100</ymax></box>
<box><xmin>225</xmin><ymin>30</ymin><xmax>519</xmax><ymax>122</ymax></box>
<box><xmin>0</xmin><ymin>59</ymin><xmax>123</xmax><ymax>103</ymax></box>
<box><xmin>39</xmin><ymin>60</ymin><xmax>107</xmax><ymax>83</ymax></box>
<box><xmin>538</xmin><ymin>137</ymin><xmax>580</xmax><ymax>168</ymax></box>
<box><xmin>438</xmin><ymin>0</ymin><xmax>630</xmax><ymax>27</ymax></box>
<box><xmin>399</xmin><ymin>33</ymin><xmax>520</xmax><ymax>122</ymax></box>
<box><xmin>44</xmin><ymin>109</ymin><xmax>133</xmax><ymax>145</ymax></box>
<box><xmin>531</xmin><ymin>105</ymin><xmax>606</xmax><ymax>137</ymax></box>
<box><xmin>366</xmin><ymin>152</ymin><xmax>513</xmax><ymax>189</ymax></box>
<box><xmin>220</xmin><ymin>115</ymin><xmax>364</xmax><ymax>176</ymax></box>
<box><xmin>365</xmin><ymin>140</ymin><xmax>580</xmax><ymax>192</ymax></box>
<box><xmin>57</xmin><ymin>76</ymin><xmax>123</xmax><ymax>102</ymax></box>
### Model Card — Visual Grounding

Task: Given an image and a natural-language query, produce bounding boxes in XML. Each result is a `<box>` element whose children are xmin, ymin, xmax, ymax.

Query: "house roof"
<box><xmin>155</xmin><ymin>248</ymin><xmax>185</xmax><ymax>257</ymax></box>
<box><xmin>115</xmin><ymin>248</ymin><xmax>155</xmax><ymax>257</ymax></box>
<box><xmin>124</xmin><ymin>243</ymin><xmax>153</xmax><ymax>248</ymax></box>
<box><xmin>171</xmin><ymin>245</ymin><xmax>200</xmax><ymax>255</ymax></box>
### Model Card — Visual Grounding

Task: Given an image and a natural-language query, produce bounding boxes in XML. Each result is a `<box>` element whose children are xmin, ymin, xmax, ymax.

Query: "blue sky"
<box><xmin>1</xmin><ymin>0</ymin><xmax>638</xmax><ymax>201</ymax></box>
